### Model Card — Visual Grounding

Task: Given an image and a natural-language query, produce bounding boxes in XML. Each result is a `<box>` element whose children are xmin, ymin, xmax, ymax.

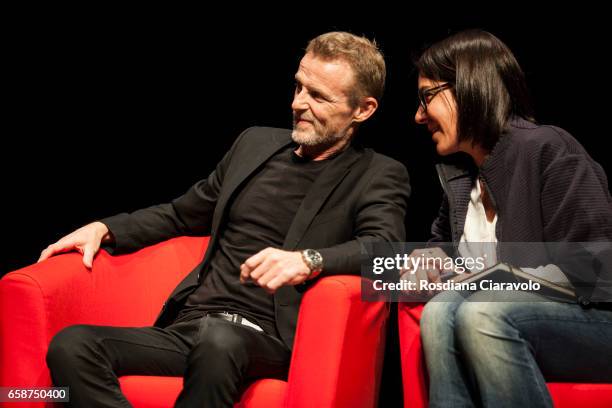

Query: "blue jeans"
<box><xmin>420</xmin><ymin>290</ymin><xmax>612</xmax><ymax>408</ymax></box>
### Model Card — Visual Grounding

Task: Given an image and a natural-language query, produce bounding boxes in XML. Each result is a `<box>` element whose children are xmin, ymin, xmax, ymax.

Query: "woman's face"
<box><xmin>415</xmin><ymin>75</ymin><xmax>460</xmax><ymax>156</ymax></box>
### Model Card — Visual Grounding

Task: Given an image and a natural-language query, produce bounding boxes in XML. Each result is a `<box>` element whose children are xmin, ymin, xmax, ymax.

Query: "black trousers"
<box><xmin>46</xmin><ymin>315</ymin><xmax>291</xmax><ymax>407</ymax></box>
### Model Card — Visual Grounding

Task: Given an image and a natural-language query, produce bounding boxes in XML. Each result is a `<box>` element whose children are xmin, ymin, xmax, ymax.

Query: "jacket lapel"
<box><xmin>437</xmin><ymin>159</ymin><xmax>476</xmax><ymax>243</ymax></box>
<box><xmin>211</xmin><ymin>131</ymin><xmax>293</xmax><ymax>234</ymax></box>
<box><xmin>282</xmin><ymin>146</ymin><xmax>365</xmax><ymax>250</ymax></box>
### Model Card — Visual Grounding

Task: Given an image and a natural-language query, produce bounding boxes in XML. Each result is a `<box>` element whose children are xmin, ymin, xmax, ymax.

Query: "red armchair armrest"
<box><xmin>285</xmin><ymin>275</ymin><xmax>388</xmax><ymax>407</ymax></box>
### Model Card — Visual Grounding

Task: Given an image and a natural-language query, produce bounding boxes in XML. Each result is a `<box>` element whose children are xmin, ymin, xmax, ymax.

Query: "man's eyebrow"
<box><xmin>294</xmin><ymin>76</ymin><xmax>331</xmax><ymax>98</ymax></box>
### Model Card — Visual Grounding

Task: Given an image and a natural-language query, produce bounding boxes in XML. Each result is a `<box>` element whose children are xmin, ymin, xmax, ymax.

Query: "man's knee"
<box><xmin>189</xmin><ymin>320</ymin><xmax>249</xmax><ymax>373</ymax></box>
<box><xmin>46</xmin><ymin>325</ymin><xmax>100</xmax><ymax>370</ymax></box>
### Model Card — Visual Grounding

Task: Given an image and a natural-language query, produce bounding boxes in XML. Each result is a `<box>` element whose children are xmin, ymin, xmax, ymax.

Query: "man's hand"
<box><xmin>38</xmin><ymin>221</ymin><xmax>113</xmax><ymax>269</ymax></box>
<box><xmin>240</xmin><ymin>248</ymin><xmax>312</xmax><ymax>293</ymax></box>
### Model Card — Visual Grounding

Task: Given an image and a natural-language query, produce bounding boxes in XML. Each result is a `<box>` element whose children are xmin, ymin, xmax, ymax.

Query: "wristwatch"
<box><xmin>301</xmin><ymin>249</ymin><xmax>323</xmax><ymax>279</ymax></box>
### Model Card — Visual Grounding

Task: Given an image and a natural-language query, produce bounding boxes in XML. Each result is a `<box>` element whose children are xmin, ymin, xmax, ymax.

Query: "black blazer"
<box><xmin>102</xmin><ymin>127</ymin><xmax>410</xmax><ymax>348</ymax></box>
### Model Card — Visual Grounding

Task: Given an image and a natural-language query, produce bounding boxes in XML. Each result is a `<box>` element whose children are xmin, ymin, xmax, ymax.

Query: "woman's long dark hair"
<box><xmin>416</xmin><ymin>30</ymin><xmax>535</xmax><ymax>151</ymax></box>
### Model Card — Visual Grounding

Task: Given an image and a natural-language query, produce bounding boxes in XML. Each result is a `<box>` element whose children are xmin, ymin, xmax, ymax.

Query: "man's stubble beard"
<box><xmin>291</xmin><ymin>119</ymin><xmax>349</xmax><ymax>148</ymax></box>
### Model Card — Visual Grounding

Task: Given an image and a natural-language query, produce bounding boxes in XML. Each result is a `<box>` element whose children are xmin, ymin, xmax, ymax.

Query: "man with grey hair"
<box><xmin>42</xmin><ymin>31</ymin><xmax>409</xmax><ymax>407</ymax></box>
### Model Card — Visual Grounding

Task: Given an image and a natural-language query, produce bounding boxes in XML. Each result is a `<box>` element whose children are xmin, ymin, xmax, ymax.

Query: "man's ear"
<box><xmin>352</xmin><ymin>96</ymin><xmax>378</xmax><ymax>124</ymax></box>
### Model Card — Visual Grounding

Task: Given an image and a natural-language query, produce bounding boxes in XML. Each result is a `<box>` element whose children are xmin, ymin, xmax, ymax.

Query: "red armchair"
<box><xmin>398</xmin><ymin>303</ymin><xmax>612</xmax><ymax>408</ymax></box>
<box><xmin>0</xmin><ymin>236</ymin><xmax>389</xmax><ymax>407</ymax></box>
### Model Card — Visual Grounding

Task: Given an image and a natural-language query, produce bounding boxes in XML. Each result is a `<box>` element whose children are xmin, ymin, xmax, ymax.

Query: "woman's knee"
<box><xmin>454</xmin><ymin>300</ymin><xmax>520</xmax><ymax>354</ymax></box>
<box><xmin>421</xmin><ymin>291</ymin><xmax>465</xmax><ymax>343</ymax></box>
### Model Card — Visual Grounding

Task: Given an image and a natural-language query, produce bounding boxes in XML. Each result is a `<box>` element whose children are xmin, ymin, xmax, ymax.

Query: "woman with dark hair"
<box><xmin>414</xmin><ymin>30</ymin><xmax>612</xmax><ymax>407</ymax></box>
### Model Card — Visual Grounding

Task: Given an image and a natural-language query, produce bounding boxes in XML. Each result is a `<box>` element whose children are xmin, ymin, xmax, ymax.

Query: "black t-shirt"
<box><xmin>176</xmin><ymin>144</ymin><xmax>330</xmax><ymax>336</ymax></box>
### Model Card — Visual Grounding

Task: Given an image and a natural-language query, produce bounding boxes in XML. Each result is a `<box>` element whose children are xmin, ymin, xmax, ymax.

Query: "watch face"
<box><xmin>305</xmin><ymin>249</ymin><xmax>323</xmax><ymax>269</ymax></box>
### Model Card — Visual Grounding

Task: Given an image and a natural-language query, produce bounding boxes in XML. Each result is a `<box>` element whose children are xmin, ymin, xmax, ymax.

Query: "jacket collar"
<box><xmin>212</xmin><ymin>131</ymin><xmax>365</xmax><ymax>247</ymax></box>
<box><xmin>283</xmin><ymin>145</ymin><xmax>364</xmax><ymax>249</ymax></box>
<box><xmin>212</xmin><ymin>130</ymin><xmax>293</xmax><ymax>234</ymax></box>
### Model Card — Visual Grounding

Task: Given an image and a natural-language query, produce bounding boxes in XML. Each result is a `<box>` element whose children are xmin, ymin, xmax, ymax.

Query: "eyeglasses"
<box><xmin>418</xmin><ymin>83</ymin><xmax>453</xmax><ymax>113</ymax></box>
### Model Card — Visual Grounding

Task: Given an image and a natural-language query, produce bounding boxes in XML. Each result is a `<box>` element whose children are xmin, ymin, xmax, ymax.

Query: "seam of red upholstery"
<box><xmin>5</xmin><ymin>272</ymin><xmax>51</xmax><ymax>342</ymax></box>
<box><xmin>3</xmin><ymin>272</ymin><xmax>48</xmax><ymax>304</ymax></box>
<box><xmin>285</xmin><ymin>277</ymin><xmax>353</xmax><ymax>407</ymax></box>
<box><xmin>328</xmin><ymin>279</ymin><xmax>353</xmax><ymax>407</ymax></box>
<box><xmin>335</xmin><ymin>278</ymin><xmax>388</xmax><ymax>408</ymax></box>
<box><xmin>323</xmin><ymin>277</ymin><xmax>359</xmax><ymax>301</ymax></box>
<box><xmin>316</xmin><ymin>277</ymin><xmax>356</xmax><ymax>407</ymax></box>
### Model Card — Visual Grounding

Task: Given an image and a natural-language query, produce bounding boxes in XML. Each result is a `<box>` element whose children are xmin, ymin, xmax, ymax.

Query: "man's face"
<box><xmin>291</xmin><ymin>52</ymin><xmax>358</xmax><ymax>147</ymax></box>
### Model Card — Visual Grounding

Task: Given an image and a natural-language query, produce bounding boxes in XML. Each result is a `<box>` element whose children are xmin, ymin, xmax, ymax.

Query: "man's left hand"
<box><xmin>240</xmin><ymin>248</ymin><xmax>311</xmax><ymax>293</ymax></box>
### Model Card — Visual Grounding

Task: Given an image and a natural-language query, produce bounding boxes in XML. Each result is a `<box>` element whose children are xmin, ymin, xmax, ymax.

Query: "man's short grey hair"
<box><xmin>306</xmin><ymin>31</ymin><xmax>386</xmax><ymax>106</ymax></box>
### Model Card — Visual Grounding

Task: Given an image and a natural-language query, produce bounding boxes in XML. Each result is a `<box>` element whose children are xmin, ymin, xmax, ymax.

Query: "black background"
<box><xmin>3</xmin><ymin>8</ymin><xmax>610</xmax><ymax>406</ymax></box>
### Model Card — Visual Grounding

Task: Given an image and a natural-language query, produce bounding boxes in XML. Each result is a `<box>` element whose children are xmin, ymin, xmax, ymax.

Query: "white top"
<box><xmin>458</xmin><ymin>179</ymin><xmax>571</xmax><ymax>286</ymax></box>
<box><xmin>459</xmin><ymin>180</ymin><xmax>498</xmax><ymax>271</ymax></box>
